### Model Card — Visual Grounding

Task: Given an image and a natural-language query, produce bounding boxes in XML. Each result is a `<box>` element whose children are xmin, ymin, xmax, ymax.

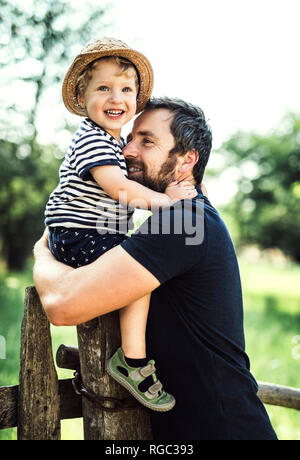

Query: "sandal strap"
<box><xmin>148</xmin><ymin>380</ymin><xmax>163</xmax><ymax>395</ymax></box>
<box><xmin>139</xmin><ymin>362</ymin><xmax>156</xmax><ymax>378</ymax></box>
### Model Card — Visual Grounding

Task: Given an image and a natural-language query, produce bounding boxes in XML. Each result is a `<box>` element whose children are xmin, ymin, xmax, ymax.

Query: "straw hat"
<box><xmin>62</xmin><ymin>37</ymin><xmax>154</xmax><ymax>116</ymax></box>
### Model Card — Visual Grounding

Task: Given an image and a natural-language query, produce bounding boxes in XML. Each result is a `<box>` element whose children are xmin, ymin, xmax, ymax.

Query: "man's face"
<box><xmin>123</xmin><ymin>109</ymin><xmax>178</xmax><ymax>192</ymax></box>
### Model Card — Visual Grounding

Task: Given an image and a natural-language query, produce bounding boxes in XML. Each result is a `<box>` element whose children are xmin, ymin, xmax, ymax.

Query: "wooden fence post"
<box><xmin>77</xmin><ymin>311</ymin><xmax>153</xmax><ymax>440</ymax></box>
<box><xmin>17</xmin><ymin>286</ymin><xmax>61</xmax><ymax>440</ymax></box>
<box><xmin>3</xmin><ymin>285</ymin><xmax>298</xmax><ymax>440</ymax></box>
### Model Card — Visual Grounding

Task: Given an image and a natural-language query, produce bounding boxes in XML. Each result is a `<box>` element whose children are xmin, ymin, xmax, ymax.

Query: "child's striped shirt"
<box><xmin>45</xmin><ymin>118</ymin><xmax>134</xmax><ymax>234</ymax></box>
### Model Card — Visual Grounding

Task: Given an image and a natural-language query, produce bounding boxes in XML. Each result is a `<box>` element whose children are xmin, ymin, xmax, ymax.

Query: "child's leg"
<box><xmin>107</xmin><ymin>296</ymin><xmax>176</xmax><ymax>411</ymax></box>
<box><xmin>119</xmin><ymin>294</ymin><xmax>151</xmax><ymax>359</ymax></box>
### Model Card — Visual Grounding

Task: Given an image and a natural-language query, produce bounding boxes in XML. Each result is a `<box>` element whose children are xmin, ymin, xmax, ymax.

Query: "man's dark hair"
<box><xmin>145</xmin><ymin>97</ymin><xmax>212</xmax><ymax>184</ymax></box>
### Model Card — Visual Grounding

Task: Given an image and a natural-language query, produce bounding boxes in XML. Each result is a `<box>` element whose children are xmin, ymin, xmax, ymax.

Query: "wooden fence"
<box><xmin>0</xmin><ymin>286</ymin><xmax>300</xmax><ymax>440</ymax></box>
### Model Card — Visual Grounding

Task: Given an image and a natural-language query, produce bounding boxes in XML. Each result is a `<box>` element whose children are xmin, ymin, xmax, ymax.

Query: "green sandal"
<box><xmin>106</xmin><ymin>347</ymin><xmax>175</xmax><ymax>412</ymax></box>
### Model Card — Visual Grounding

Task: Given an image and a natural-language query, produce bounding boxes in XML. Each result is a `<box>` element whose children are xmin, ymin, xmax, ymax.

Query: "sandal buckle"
<box><xmin>139</xmin><ymin>362</ymin><xmax>156</xmax><ymax>378</ymax></box>
<box><xmin>148</xmin><ymin>380</ymin><xmax>163</xmax><ymax>395</ymax></box>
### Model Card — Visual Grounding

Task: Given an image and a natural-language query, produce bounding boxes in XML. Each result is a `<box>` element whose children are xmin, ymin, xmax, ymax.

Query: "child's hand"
<box><xmin>165</xmin><ymin>180</ymin><xmax>198</xmax><ymax>204</ymax></box>
<box><xmin>200</xmin><ymin>182</ymin><xmax>208</xmax><ymax>198</ymax></box>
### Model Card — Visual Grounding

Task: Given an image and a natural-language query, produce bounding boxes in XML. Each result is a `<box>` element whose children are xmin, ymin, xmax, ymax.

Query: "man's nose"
<box><xmin>123</xmin><ymin>140</ymin><xmax>138</xmax><ymax>158</ymax></box>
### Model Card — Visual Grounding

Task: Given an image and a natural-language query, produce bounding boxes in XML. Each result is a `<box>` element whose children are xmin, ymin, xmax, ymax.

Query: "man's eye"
<box><xmin>143</xmin><ymin>138</ymin><xmax>153</xmax><ymax>144</ymax></box>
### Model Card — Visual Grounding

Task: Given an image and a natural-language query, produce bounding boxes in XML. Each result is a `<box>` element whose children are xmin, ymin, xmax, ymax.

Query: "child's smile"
<box><xmin>78</xmin><ymin>60</ymin><xmax>138</xmax><ymax>141</ymax></box>
<box><xmin>104</xmin><ymin>109</ymin><xmax>125</xmax><ymax>120</ymax></box>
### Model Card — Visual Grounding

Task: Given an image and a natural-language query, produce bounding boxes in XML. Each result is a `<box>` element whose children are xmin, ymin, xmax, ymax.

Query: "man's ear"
<box><xmin>178</xmin><ymin>150</ymin><xmax>199</xmax><ymax>174</ymax></box>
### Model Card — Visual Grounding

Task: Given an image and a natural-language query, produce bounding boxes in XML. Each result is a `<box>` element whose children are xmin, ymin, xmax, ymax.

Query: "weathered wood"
<box><xmin>77</xmin><ymin>312</ymin><xmax>153</xmax><ymax>440</ymax></box>
<box><xmin>257</xmin><ymin>381</ymin><xmax>300</xmax><ymax>411</ymax></box>
<box><xmin>0</xmin><ymin>385</ymin><xmax>18</xmax><ymax>430</ymax></box>
<box><xmin>56</xmin><ymin>345</ymin><xmax>80</xmax><ymax>371</ymax></box>
<box><xmin>56</xmin><ymin>343</ymin><xmax>300</xmax><ymax>413</ymax></box>
<box><xmin>3</xmin><ymin>285</ymin><xmax>298</xmax><ymax>440</ymax></box>
<box><xmin>2</xmin><ymin>376</ymin><xmax>300</xmax><ymax>431</ymax></box>
<box><xmin>59</xmin><ymin>379</ymin><xmax>82</xmax><ymax>420</ymax></box>
<box><xmin>0</xmin><ymin>380</ymin><xmax>82</xmax><ymax>430</ymax></box>
<box><xmin>17</xmin><ymin>286</ymin><xmax>61</xmax><ymax>440</ymax></box>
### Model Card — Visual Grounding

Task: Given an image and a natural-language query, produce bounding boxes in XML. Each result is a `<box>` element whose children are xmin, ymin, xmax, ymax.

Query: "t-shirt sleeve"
<box><xmin>71</xmin><ymin>131</ymin><xmax>120</xmax><ymax>181</ymax></box>
<box><xmin>121</xmin><ymin>201</ymin><xmax>206</xmax><ymax>284</ymax></box>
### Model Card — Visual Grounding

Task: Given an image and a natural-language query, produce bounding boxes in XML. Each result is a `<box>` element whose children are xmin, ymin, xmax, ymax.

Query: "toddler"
<box><xmin>45</xmin><ymin>37</ymin><xmax>196</xmax><ymax>411</ymax></box>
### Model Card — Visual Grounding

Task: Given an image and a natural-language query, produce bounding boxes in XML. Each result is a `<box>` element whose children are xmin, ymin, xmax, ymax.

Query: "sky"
<box><xmin>8</xmin><ymin>0</ymin><xmax>300</xmax><ymax>205</ymax></box>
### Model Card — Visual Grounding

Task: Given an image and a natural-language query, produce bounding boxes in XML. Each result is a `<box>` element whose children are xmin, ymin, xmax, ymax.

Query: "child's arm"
<box><xmin>90</xmin><ymin>165</ymin><xmax>196</xmax><ymax>210</ymax></box>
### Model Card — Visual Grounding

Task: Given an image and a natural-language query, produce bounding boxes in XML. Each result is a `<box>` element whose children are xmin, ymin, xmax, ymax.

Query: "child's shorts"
<box><xmin>48</xmin><ymin>227</ymin><xmax>127</xmax><ymax>268</ymax></box>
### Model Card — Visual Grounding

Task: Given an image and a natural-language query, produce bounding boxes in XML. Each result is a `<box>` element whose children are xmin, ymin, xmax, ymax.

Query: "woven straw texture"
<box><xmin>62</xmin><ymin>37</ymin><xmax>154</xmax><ymax>116</ymax></box>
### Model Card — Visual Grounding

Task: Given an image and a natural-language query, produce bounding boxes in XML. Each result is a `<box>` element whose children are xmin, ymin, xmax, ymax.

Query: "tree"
<box><xmin>0</xmin><ymin>0</ymin><xmax>107</xmax><ymax>142</ymax></box>
<box><xmin>219</xmin><ymin>113</ymin><xmax>300</xmax><ymax>262</ymax></box>
<box><xmin>0</xmin><ymin>139</ymin><xmax>61</xmax><ymax>269</ymax></box>
<box><xmin>0</xmin><ymin>0</ymin><xmax>109</xmax><ymax>269</ymax></box>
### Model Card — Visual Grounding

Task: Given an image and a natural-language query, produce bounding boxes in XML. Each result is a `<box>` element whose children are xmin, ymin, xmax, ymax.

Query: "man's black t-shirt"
<box><xmin>121</xmin><ymin>186</ymin><xmax>277</xmax><ymax>440</ymax></box>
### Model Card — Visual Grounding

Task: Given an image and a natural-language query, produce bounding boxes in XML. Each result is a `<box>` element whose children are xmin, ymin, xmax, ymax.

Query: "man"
<box><xmin>33</xmin><ymin>97</ymin><xmax>277</xmax><ymax>440</ymax></box>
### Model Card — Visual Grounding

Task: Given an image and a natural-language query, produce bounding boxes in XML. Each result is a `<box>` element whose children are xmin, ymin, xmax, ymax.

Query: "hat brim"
<box><xmin>62</xmin><ymin>48</ymin><xmax>154</xmax><ymax>116</ymax></box>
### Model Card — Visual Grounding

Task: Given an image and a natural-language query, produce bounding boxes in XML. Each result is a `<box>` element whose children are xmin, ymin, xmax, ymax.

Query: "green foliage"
<box><xmin>0</xmin><ymin>139</ymin><xmax>61</xmax><ymax>269</ymax></box>
<box><xmin>0</xmin><ymin>0</ymin><xmax>107</xmax><ymax>141</ymax></box>
<box><xmin>220</xmin><ymin>114</ymin><xmax>300</xmax><ymax>261</ymax></box>
<box><xmin>0</xmin><ymin>0</ymin><xmax>109</xmax><ymax>269</ymax></box>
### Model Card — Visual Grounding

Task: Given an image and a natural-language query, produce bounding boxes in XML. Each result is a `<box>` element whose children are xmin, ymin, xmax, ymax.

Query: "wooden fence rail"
<box><xmin>0</xmin><ymin>286</ymin><xmax>300</xmax><ymax>440</ymax></box>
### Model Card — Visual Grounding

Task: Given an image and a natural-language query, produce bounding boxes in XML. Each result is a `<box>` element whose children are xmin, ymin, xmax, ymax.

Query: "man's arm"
<box><xmin>33</xmin><ymin>231</ymin><xmax>160</xmax><ymax>326</ymax></box>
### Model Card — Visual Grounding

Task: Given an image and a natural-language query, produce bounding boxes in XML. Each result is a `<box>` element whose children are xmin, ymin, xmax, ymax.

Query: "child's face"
<box><xmin>78</xmin><ymin>60</ymin><xmax>138</xmax><ymax>141</ymax></box>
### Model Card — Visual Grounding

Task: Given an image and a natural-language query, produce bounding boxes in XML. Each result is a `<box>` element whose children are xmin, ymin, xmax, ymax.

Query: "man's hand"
<box><xmin>33</xmin><ymin>227</ymin><xmax>50</xmax><ymax>259</ymax></box>
<box><xmin>33</xmin><ymin>227</ymin><xmax>75</xmax><ymax>325</ymax></box>
<box><xmin>32</xmin><ymin>227</ymin><xmax>160</xmax><ymax>326</ymax></box>
<box><xmin>200</xmin><ymin>182</ymin><xmax>208</xmax><ymax>198</ymax></box>
<box><xmin>165</xmin><ymin>180</ymin><xmax>197</xmax><ymax>203</ymax></box>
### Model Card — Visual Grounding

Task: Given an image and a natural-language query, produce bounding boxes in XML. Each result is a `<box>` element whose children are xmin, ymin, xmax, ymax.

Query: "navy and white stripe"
<box><xmin>45</xmin><ymin>118</ymin><xmax>134</xmax><ymax>234</ymax></box>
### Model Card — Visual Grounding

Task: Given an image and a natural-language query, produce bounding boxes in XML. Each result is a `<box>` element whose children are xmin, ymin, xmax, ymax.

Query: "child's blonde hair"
<box><xmin>76</xmin><ymin>56</ymin><xmax>139</xmax><ymax>100</ymax></box>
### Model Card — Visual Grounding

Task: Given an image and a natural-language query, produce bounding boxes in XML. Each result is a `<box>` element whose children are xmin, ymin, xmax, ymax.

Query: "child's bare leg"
<box><xmin>119</xmin><ymin>294</ymin><xmax>151</xmax><ymax>359</ymax></box>
<box><xmin>108</xmin><ymin>293</ymin><xmax>176</xmax><ymax>411</ymax></box>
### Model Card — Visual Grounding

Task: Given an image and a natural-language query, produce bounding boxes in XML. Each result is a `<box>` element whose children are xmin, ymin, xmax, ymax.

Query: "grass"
<box><xmin>238</xmin><ymin>259</ymin><xmax>300</xmax><ymax>440</ymax></box>
<box><xmin>0</xmin><ymin>256</ymin><xmax>299</xmax><ymax>440</ymax></box>
<box><xmin>0</xmin><ymin>261</ymin><xmax>82</xmax><ymax>440</ymax></box>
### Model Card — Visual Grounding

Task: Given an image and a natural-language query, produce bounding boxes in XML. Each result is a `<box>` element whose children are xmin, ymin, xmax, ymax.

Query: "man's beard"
<box><xmin>126</xmin><ymin>155</ymin><xmax>178</xmax><ymax>193</ymax></box>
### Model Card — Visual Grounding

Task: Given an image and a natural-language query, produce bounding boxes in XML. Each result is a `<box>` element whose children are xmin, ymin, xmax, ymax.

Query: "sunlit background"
<box><xmin>3</xmin><ymin>0</ymin><xmax>300</xmax><ymax>204</ymax></box>
<box><xmin>0</xmin><ymin>0</ymin><xmax>299</xmax><ymax>440</ymax></box>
